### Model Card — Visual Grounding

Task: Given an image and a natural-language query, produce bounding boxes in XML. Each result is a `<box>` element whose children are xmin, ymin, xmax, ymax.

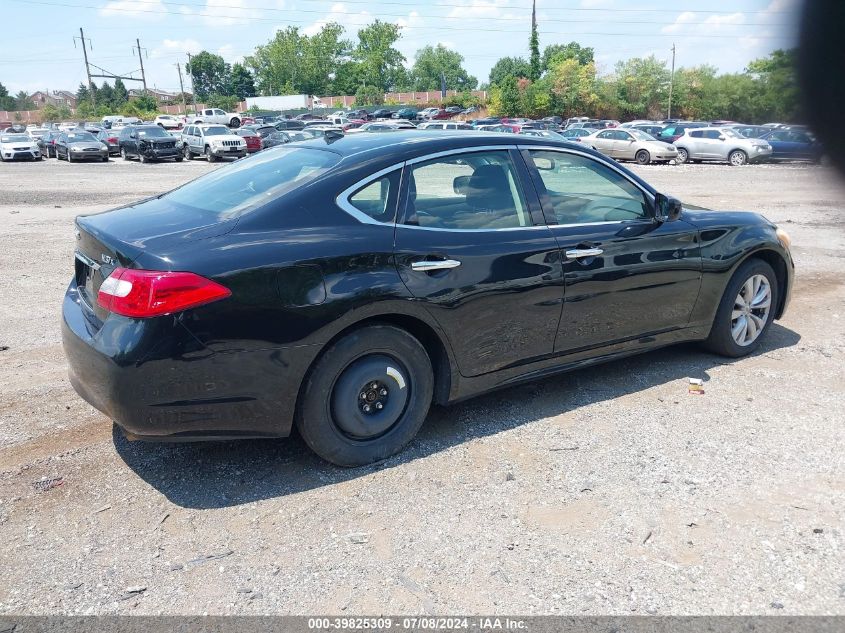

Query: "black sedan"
<box><xmin>38</xmin><ymin>130</ymin><xmax>63</xmax><ymax>158</ymax></box>
<box><xmin>118</xmin><ymin>125</ymin><xmax>182</xmax><ymax>163</ymax></box>
<box><xmin>63</xmin><ymin>133</ymin><xmax>794</xmax><ymax>466</ymax></box>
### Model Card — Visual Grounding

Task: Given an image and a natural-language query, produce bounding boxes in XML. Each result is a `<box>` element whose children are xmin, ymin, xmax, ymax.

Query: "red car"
<box><xmin>341</xmin><ymin>119</ymin><xmax>367</xmax><ymax>132</ymax></box>
<box><xmin>234</xmin><ymin>129</ymin><xmax>262</xmax><ymax>153</ymax></box>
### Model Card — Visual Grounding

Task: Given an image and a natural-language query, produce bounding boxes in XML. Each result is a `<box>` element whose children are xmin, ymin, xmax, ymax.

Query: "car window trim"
<box><xmin>397</xmin><ymin>145</ymin><xmax>547</xmax><ymax>233</ymax></box>
<box><xmin>336</xmin><ymin>163</ymin><xmax>405</xmax><ymax>225</ymax></box>
<box><xmin>517</xmin><ymin>144</ymin><xmax>657</xmax><ymax>228</ymax></box>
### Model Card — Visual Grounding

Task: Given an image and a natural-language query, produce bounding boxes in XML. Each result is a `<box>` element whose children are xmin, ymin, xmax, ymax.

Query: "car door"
<box><xmin>591</xmin><ymin>130</ymin><xmax>617</xmax><ymax>157</ymax></box>
<box><xmin>763</xmin><ymin>130</ymin><xmax>792</xmax><ymax>159</ymax></box>
<box><xmin>786</xmin><ymin>130</ymin><xmax>817</xmax><ymax>160</ymax></box>
<box><xmin>391</xmin><ymin>147</ymin><xmax>564</xmax><ymax>377</ymax></box>
<box><xmin>56</xmin><ymin>133</ymin><xmax>67</xmax><ymax>158</ymax></box>
<box><xmin>613</xmin><ymin>130</ymin><xmax>637</xmax><ymax>160</ymax></box>
<box><xmin>521</xmin><ymin>147</ymin><xmax>702</xmax><ymax>354</ymax></box>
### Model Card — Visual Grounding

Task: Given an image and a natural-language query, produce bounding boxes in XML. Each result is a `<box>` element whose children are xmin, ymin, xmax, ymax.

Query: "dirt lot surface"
<box><xmin>0</xmin><ymin>157</ymin><xmax>844</xmax><ymax>615</ymax></box>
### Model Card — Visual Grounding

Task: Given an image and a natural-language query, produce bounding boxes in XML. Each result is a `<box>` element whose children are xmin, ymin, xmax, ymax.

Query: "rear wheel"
<box><xmin>635</xmin><ymin>149</ymin><xmax>651</xmax><ymax>165</ymax></box>
<box><xmin>297</xmin><ymin>325</ymin><xmax>434</xmax><ymax>467</ymax></box>
<box><xmin>676</xmin><ymin>147</ymin><xmax>689</xmax><ymax>164</ymax></box>
<box><xmin>729</xmin><ymin>149</ymin><xmax>748</xmax><ymax>166</ymax></box>
<box><xmin>704</xmin><ymin>259</ymin><xmax>778</xmax><ymax>357</ymax></box>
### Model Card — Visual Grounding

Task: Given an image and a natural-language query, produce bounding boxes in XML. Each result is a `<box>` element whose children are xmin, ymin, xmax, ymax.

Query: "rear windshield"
<box><xmin>160</xmin><ymin>146</ymin><xmax>340</xmax><ymax>218</ymax></box>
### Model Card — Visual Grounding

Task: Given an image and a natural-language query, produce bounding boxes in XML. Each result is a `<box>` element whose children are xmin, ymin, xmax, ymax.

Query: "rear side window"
<box><xmin>346</xmin><ymin>170</ymin><xmax>401</xmax><ymax>223</ymax></box>
<box><xmin>404</xmin><ymin>150</ymin><xmax>530</xmax><ymax>230</ymax></box>
<box><xmin>162</xmin><ymin>147</ymin><xmax>341</xmax><ymax>219</ymax></box>
<box><xmin>689</xmin><ymin>131</ymin><xmax>704</xmax><ymax>138</ymax></box>
<box><xmin>704</xmin><ymin>130</ymin><xmax>722</xmax><ymax>139</ymax></box>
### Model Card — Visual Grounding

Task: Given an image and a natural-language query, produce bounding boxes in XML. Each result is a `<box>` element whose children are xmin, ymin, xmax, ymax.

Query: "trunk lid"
<box><xmin>74</xmin><ymin>197</ymin><xmax>237</xmax><ymax>323</ymax></box>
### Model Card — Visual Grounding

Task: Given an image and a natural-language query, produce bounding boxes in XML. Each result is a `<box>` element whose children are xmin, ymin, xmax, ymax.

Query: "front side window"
<box><xmin>404</xmin><ymin>150</ymin><xmax>530</xmax><ymax>230</ymax></box>
<box><xmin>597</xmin><ymin>130</ymin><xmax>614</xmax><ymax>139</ymax></box>
<box><xmin>527</xmin><ymin>150</ymin><xmax>650</xmax><ymax>224</ymax></box>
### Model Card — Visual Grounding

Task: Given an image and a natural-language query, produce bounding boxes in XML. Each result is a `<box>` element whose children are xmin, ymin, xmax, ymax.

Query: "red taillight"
<box><xmin>108</xmin><ymin>136</ymin><xmax>118</xmax><ymax>143</ymax></box>
<box><xmin>97</xmin><ymin>268</ymin><xmax>231</xmax><ymax>318</ymax></box>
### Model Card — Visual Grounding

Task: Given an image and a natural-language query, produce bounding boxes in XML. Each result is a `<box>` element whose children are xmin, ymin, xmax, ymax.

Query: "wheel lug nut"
<box><xmin>370</xmin><ymin>382</ymin><xmax>378</xmax><ymax>389</ymax></box>
<box><xmin>375</xmin><ymin>402</ymin><xmax>383</xmax><ymax>410</ymax></box>
<box><xmin>379</xmin><ymin>388</ymin><xmax>387</xmax><ymax>396</ymax></box>
<box><xmin>360</xmin><ymin>392</ymin><xmax>366</xmax><ymax>399</ymax></box>
<box><xmin>362</xmin><ymin>404</ymin><xmax>371</xmax><ymax>413</ymax></box>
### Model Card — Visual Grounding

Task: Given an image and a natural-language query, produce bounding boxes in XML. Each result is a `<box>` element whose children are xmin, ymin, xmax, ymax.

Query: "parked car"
<box><xmin>444</xmin><ymin>106</ymin><xmax>464</xmax><ymax>115</ymax></box>
<box><xmin>261</xmin><ymin>130</ymin><xmax>312</xmax><ymax>149</ymax></box>
<box><xmin>295</xmin><ymin>113</ymin><xmax>322</xmax><ymax>121</ymax></box>
<box><xmin>619</xmin><ymin>120</ymin><xmax>656</xmax><ymax>129</ymax></box>
<box><xmin>470</xmin><ymin>117</ymin><xmax>501</xmax><ymax>127</ymax></box>
<box><xmin>392</xmin><ymin>108</ymin><xmax>418</xmax><ymax>120</ymax></box>
<box><xmin>462</xmin><ymin>106</ymin><xmax>479</xmax><ymax>115</ymax></box>
<box><xmin>417</xmin><ymin>122</ymin><xmax>473</xmax><ymax>130</ymax></box>
<box><xmin>154</xmin><ymin>115</ymin><xmax>183</xmax><ymax>130</ymax></box>
<box><xmin>180</xmin><ymin>124</ymin><xmax>246</xmax><ymax>162</ymax></box>
<box><xmin>118</xmin><ymin>125</ymin><xmax>181</xmax><ymax>163</ymax></box>
<box><xmin>520</xmin><ymin>129</ymin><xmax>568</xmax><ymax>140</ymax></box>
<box><xmin>370</xmin><ymin>108</ymin><xmax>394</xmax><ymax>119</ymax></box>
<box><xmin>189</xmin><ymin>108</ymin><xmax>242</xmax><ymax>128</ymax></box>
<box><xmin>55</xmin><ymin>130</ymin><xmax>109</xmax><ymax>162</ymax></box>
<box><xmin>585</xmin><ymin>128</ymin><xmax>679</xmax><ymax>164</ymax></box>
<box><xmin>558</xmin><ymin>128</ymin><xmax>593</xmax><ymax>141</ymax></box>
<box><xmin>96</xmin><ymin>129</ymin><xmax>120</xmax><ymax>156</ymax></box>
<box><xmin>349</xmin><ymin>121</ymin><xmax>417</xmax><ymax>133</ymax></box>
<box><xmin>63</xmin><ymin>132</ymin><xmax>794</xmax><ymax>466</ymax></box>
<box><xmin>0</xmin><ymin>133</ymin><xmax>42</xmax><ymax>161</ymax></box>
<box><xmin>27</xmin><ymin>127</ymin><xmax>49</xmax><ymax>140</ymax></box>
<box><xmin>234</xmin><ymin>128</ymin><xmax>262</xmax><ymax>153</ymax></box>
<box><xmin>760</xmin><ymin>128</ymin><xmax>824</xmax><ymax>162</ymax></box>
<box><xmin>729</xmin><ymin>125</ymin><xmax>772</xmax><ymax>139</ymax></box>
<box><xmin>630</xmin><ymin>124</ymin><xmax>665</xmax><ymax>138</ymax></box>
<box><xmin>475</xmin><ymin>124</ymin><xmax>516</xmax><ymax>133</ymax></box>
<box><xmin>674</xmin><ymin>127</ymin><xmax>772</xmax><ymax>165</ymax></box>
<box><xmin>38</xmin><ymin>130</ymin><xmax>63</xmax><ymax>158</ymax></box>
<box><xmin>656</xmin><ymin>122</ymin><xmax>709</xmax><ymax>143</ymax></box>
<box><xmin>274</xmin><ymin>119</ymin><xmax>306</xmax><ymax>131</ymax></box>
<box><xmin>244</xmin><ymin>124</ymin><xmax>278</xmax><ymax>145</ymax></box>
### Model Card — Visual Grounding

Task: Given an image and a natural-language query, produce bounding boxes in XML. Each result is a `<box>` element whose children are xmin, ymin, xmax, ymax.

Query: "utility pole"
<box><xmin>175</xmin><ymin>63</ymin><xmax>187</xmax><ymax>114</ymax></box>
<box><xmin>76</xmin><ymin>27</ymin><xmax>95</xmax><ymax>107</ymax></box>
<box><xmin>186</xmin><ymin>52</ymin><xmax>197</xmax><ymax>115</ymax></box>
<box><xmin>668</xmin><ymin>43</ymin><xmax>676</xmax><ymax>120</ymax></box>
<box><xmin>134</xmin><ymin>38</ymin><xmax>148</xmax><ymax>91</ymax></box>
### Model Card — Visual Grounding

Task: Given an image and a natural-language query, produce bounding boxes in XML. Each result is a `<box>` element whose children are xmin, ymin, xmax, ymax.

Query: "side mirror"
<box><xmin>718</xmin><ymin>135</ymin><xmax>726</xmax><ymax>141</ymax></box>
<box><xmin>654</xmin><ymin>193</ymin><xmax>683</xmax><ymax>223</ymax></box>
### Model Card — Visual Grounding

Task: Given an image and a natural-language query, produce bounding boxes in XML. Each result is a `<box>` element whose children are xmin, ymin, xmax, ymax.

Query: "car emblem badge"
<box><xmin>101</xmin><ymin>254</ymin><xmax>114</xmax><ymax>265</ymax></box>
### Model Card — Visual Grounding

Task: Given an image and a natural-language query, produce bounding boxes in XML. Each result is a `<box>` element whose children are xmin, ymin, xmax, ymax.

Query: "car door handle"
<box><xmin>565</xmin><ymin>248</ymin><xmax>604</xmax><ymax>259</ymax></box>
<box><xmin>411</xmin><ymin>259</ymin><xmax>462</xmax><ymax>272</ymax></box>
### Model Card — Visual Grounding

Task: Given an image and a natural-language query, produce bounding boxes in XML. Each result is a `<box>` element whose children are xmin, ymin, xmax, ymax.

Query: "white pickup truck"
<box><xmin>188</xmin><ymin>108</ymin><xmax>242</xmax><ymax>128</ymax></box>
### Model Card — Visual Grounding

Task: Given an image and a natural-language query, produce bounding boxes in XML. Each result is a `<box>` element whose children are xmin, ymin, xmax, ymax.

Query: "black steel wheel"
<box><xmin>297</xmin><ymin>325</ymin><xmax>433</xmax><ymax>467</ymax></box>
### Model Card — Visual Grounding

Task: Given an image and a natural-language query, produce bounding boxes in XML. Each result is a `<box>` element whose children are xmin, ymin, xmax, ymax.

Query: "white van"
<box><xmin>101</xmin><ymin>115</ymin><xmax>141</xmax><ymax>129</ymax></box>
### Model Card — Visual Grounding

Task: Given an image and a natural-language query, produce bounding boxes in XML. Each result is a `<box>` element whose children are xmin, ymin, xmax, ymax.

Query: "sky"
<box><xmin>2</xmin><ymin>0</ymin><xmax>802</xmax><ymax>96</ymax></box>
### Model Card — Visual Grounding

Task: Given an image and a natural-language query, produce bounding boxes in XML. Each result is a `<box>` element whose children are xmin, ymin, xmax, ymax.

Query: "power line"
<box><xmin>8</xmin><ymin>0</ymin><xmax>797</xmax><ymax>36</ymax></box>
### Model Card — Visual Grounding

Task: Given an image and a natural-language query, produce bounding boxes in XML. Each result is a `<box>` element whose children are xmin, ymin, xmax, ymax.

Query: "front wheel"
<box><xmin>205</xmin><ymin>146</ymin><xmax>216</xmax><ymax>163</ymax></box>
<box><xmin>635</xmin><ymin>149</ymin><xmax>651</xmax><ymax>165</ymax></box>
<box><xmin>121</xmin><ymin>147</ymin><xmax>129</xmax><ymax>161</ymax></box>
<box><xmin>704</xmin><ymin>259</ymin><xmax>778</xmax><ymax>357</ymax></box>
<box><xmin>139</xmin><ymin>152</ymin><xmax>148</xmax><ymax>164</ymax></box>
<box><xmin>297</xmin><ymin>325</ymin><xmax>434</xmax><ymax>467</ymax></box>
<box><xmin>729</xmin><ymin>150</ymin><xmax>748</xmax><ymax>166</ymax></box>
<box><xmin>183</xmin><ymin>144</ymin><xmax>193</xmax><ymax>160</ymax></box>
<box><xmin>676</xmin><ymin>147</ymin><xmax>689</xmax><ymax>164</ymax></box>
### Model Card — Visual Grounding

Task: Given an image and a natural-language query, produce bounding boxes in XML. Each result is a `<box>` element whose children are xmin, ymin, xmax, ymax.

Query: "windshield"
<box><xmin>1</xmin><ymin>134</ymin><xmax>31</xmax><ymax>143</ymax></box>
<box><xmin>161</xmin><ymin>147</ymin><xmax>341</xmax><ymax>218</ymax></box>
<box><xmin>203</xmin><ymin>126</ymin><xmax>230</xmax><ymax>136</ymax></box>
<box><xmin>629</xmin><ymin>130</ymin><xmax>656</xmax><ymax>141</ymax></box>
<box><xmin>137</xmin><ymin>127</ymin><xmax>170</xmax><ymax>138</ymax></box>
<box><xmin>66</xmin><ymin>132</ymin><xmax>97</xmax><ymax>142</ymax></box>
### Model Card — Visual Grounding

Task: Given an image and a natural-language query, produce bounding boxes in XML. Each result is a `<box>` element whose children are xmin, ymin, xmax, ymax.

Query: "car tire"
<box><xmin>635</xmin><ymin>149</ymin><xmax>651</xmax><ymax>165</ymax></box>
<box><xmin>67</xmin><ymin>152</ymin><xmax>73</xmax><ymax>163</ymax></box>
<box><xmin>205</xmin><ymin>146</ymin><xmax>216</xmax><ymax>163</ymax></box>
<box><xmin>729</xmin><ymin>150</ymin><xmax>748</xmax><ymax>166</ymax></box>
<box><xmin>121</xmin><ymin>148</ymin><xmax>129</xmax><ymax>161</ymax></box>
<box><xmin>183</xmin><ymin>144</ymin><xmax>193</xmax><ymax>160</ymax></box>
<box><xmin>175</xmin><ymin>155</ymin><xmax>183</xmax><ymax>162</ymax></box>
<box><xmin>102</xmin><ymin>156</ymin><xmax>108</xmax><ymax>162</ymax></box>
<box><xmin>703</xmin><ymin>258</ymin><xmax>778</xmax><ymax>358</ymax></box>
<box><xmin>296</xmin><ymin>325</ymin><xmax>434</xmax><ymax>467</ymax></box>
<box><xmin>229</xmin><ymin>117</ymin><xmax>240</xmax><ymax>128</ymax></box>
<box><xmin>676</xmin><ymin>148</ymin><xmax>689</xmax><ymax>164</ymax></box>
<box><xmin>139</xmin><ymin>153</ymin><xmax>148</xmax><ymax>164</ymax></box>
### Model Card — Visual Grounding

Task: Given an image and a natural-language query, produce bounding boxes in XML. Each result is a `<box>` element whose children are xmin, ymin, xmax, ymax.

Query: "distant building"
<box><xmin>129</xmin><ymin>88</ymin><xmax>189</xmax><ymax>104</ymax></box>
<box><xmin>28</xmin><ymin>90</ymin><xmax>78</xmax><ymax>110</ymax></box>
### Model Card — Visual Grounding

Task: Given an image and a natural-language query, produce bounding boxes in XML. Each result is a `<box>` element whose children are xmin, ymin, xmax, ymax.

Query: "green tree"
<box><xmin>489</xmin><ymin>57</ymin><xmax>530</xmax><ymax>86</ymax></box>
<box><xmin>99</xmin><ymin>82</ymin><xmax>115</xmax><ymax>108</ymax></box>
<box><xmin>76</xmin><ymin>82</ymin><xmax>91</xmax><ymax>106</ymax></box>
<box><xmin>229</xmin><ymin>63</ymin><xmax>256</xmax><ymax>99</ymax></box>
<box><xmin>354</xmin><ymin>20</ymin><xmax>406</xmax><ymax>91</ymax></box>
<box><xmin>746</xmin><ymin>48</ymin><xmax>799</xmax><ymax>122</ymax></box>
<box><xmin>494</xmin><ymin>76</ymin><xmax>521</xmax><ymax>116</ymax></box>
<box><xmin>187</xmin><ymin>51</ymin><xmax>231</xmax><ymax>101</ymax></box>
<box><xmin>0</xmin><ymin>82</ymin><xmax>17</xmax><ymax>110</ymax></box>
<box><xmin>410</xmin><ymin>44</ymin><xmax>477</xmax><ymax>92</ymax></box>
<box><xmin>206</xmin><ymin>93</ymin><xmax>239</xmax><ymax>111</ymax></box>
<box><xmin>529</xmin><ymin>11</ymin><xmax>541</xmax><ymax>81</ymax></box>
<box><xmin>548</xmin><ymin>58</ymin><xmax>597</xmax><ymax>117</ymax></box>
<box><xmin>332</xmin><ymin>60</ymin><xmax>364</xmax><ymax>95</ymax></box>
<box><xmin>112</xmin><ymin>78</ymin><xmax>129</xmax><ymax>106</ymax></box>
<box><xmin>613</xmin><ymin>55</ymin><xmax>671</xmax><ymax>118</ymax></box>
<box><xmin>354</xmin><ymin>84</ymin><xmax>384</xmax><ymax>106</ymax></box>
<box><xmin>134</xmin><ymin>93</ymin><xmax>158</xmax><ymax>111</ymax></box>
<box><xmin>76</xmin><ymin>100</ymin><xmax>96</xmax><ymax>119</ymax></box>
<box><xmin>542</xmin><ymin>42</ymin><xmax>594</xmax><ymax>72</ymax></box>
<box><xmin>15</xmin><ymin>90</ymin><xmax>33</xmax><ymax>111</ymax></box>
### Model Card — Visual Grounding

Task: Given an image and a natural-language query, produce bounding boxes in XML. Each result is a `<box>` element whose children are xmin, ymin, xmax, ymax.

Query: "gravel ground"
<box><xmin>0</xmin><ymin>157</ymin><xmax>844</xmax><ymax>616</ymax></box>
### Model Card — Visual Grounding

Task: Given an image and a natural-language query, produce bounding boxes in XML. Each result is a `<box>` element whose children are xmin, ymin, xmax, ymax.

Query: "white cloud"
<box><xmin>151</xmin><ymin>38</ymin><xmax>202</xmax><ymax>59</ymax></box>
<box><xmin>579</xmin><ymin>0</ymin><xmax>612</xmax><ymax>7</ymax></box>
<box><xmin>704</xmin><ymin>12</ymin><xmax>745</xmax><ymax>26</ymax></box>
<box><xmin>662</xmin><ymin>11</ymin><xmax>746</xmax><ymax>35</ymax></box>
<box><xmin>217</xmin><ymin>44</ymin><xmax>244</xmax><ymax>65</ymax></box>
<box><xmin>99</xmin><ymin>0</ymin><xmax>165</xmax><ymax>20</ymax></box>
<box><xmin>302</xmin><ymin>2</ymin><xmax>370</xmax><ymax>36</ymax></box>
<box><xmin>661</xmin><ymin>11</ymin><xmax>697</xmax><ymax>34</ymax></box>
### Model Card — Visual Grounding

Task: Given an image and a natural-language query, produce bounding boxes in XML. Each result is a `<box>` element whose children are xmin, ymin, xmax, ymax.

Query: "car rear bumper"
<box><xmin>62</xmin><ymin>281</ymin><xmax>309</xmax><ymax>439</ymax></box>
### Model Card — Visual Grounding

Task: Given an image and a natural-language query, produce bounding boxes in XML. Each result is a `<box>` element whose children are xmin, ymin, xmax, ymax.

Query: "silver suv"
<box><xmin>181</xmin><ymin>124</ymin><xmax>246</xmax><ymax>162</ymax></box>
<box><xmin>674</xmin><ymin>127</ymin><xmax>772</xmax><ymax>166</ymax></box>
